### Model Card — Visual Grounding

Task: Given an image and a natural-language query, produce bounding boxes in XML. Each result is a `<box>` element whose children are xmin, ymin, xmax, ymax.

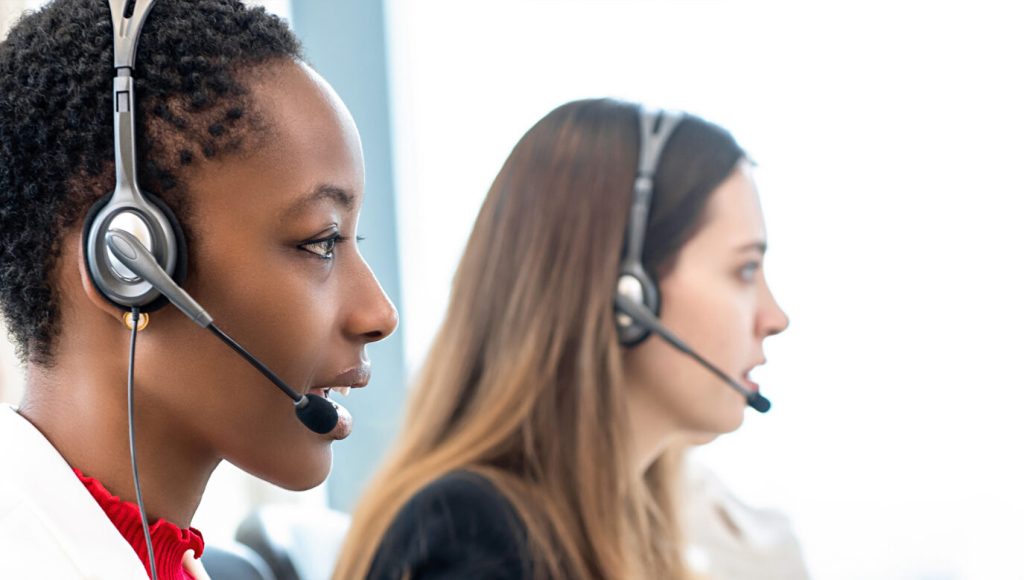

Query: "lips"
<box><xmin>311</xmin><ymin>386</ymin><xmax>350</xmax><ymax>398</ymax></box>
<box><xmin>326</xmin><ymin>367</ymin><xmax>369</xmax><ymax>389</ymax></box>
<box><xmin>741</xmin><ymin>360</ymin><xmax>766</xmax><ymax>393</ymax></box>
<box><xmin>306</xmin><ymin>365</ymin><xmax>371</xmax><ymax>440</ymax></box>
<box><xmin>741</xmin><ymin>374</ymin><xmax>761</xmax><ymax>393</ymax></box>
<box><xmin>309</xmin><ymin>366</ymin><xmax>370</xmax><ymax>395</ymax></box>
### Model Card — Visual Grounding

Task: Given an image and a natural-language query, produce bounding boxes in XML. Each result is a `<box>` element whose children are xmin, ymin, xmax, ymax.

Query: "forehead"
<box><xmin>247</xmin><ymin>60</ymin><xmax>365</xmax><ymax>206</ymax></box>
<box><xmin>694</xmin><ymin>163</ymin><xmax>766</xmax><ymax>244</ymax></box>
<box><xmin>180</xmin><ymin>60</ymin><xmax>366</xmax><ymax>232</ymax></box>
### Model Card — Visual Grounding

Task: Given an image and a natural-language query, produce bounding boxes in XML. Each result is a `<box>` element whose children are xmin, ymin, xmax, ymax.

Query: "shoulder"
<box><xmin>408</xmin><ymin>470</ymin><xmax>521</xmax><ymax>525</ymax></box>
<box><xmin>367</xmin><ymin>470</ymin><xmax>531</xmax><ymax>580</ymax></box>
<box><xmin>0</xmin><ymin>406</ymin><xmax>149</xmax><ymax>579</ymax></box>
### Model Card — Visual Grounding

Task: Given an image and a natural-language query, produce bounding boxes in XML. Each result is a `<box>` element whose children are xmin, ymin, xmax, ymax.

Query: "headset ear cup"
<box><xmin>142</xmin><ymin>191</ymin><xmax>188</xmax><ymax>287</ymax></box>
<box><xmin>616</xmin><ymin>264</ymin><xmax>660</xmax><ymax>347</ymax></box>
<box><xmin>82</xmin><ymin>192</ymin><xmax>125</xmax><ymax>310</ymax></box>
<box><xmin>81</xmin><ymin>190</ymin><xmax>188</xmax><ymax>312</ymax></box>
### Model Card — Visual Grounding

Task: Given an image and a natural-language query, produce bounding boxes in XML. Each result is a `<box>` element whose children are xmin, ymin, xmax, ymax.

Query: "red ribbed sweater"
<box><xmin>74</xmin><ymin>468</ymin><xmax>205</xmax><ymax>580</ymax></box>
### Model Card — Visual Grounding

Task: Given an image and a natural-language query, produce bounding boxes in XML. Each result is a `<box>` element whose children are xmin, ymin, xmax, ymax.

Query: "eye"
<box><xmin>738</xmin><ymin>260</ymin><xmax>761</xmax><ymax>283</ymax></box>
<box><xmin>299</xmin><ymin>233</ymin><xmax>343</xmax><ymax>259</ymax></box>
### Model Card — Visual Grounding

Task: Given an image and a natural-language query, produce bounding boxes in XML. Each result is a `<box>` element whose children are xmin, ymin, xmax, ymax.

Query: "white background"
<box><xmin>385</xmin><ymin>1</ymin><xmax>1024</xmax><ymax>579</ymax></box>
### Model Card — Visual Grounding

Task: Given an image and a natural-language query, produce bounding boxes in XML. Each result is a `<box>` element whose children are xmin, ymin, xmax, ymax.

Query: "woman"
<box><xmin>334</xmin><ymin>99</ymin><xmax>788</xmax><ymax>579</ymax></box>
<box><xmin>0</xmin><ymin>1</ymin><xmax>396</xmax><ymax>578</ymax></box>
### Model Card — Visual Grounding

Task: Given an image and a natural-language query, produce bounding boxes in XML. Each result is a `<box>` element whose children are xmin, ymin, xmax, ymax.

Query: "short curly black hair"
<box><xmin>0</xmin><ymin>0</ymin><xmax>301</xmax><ymax>364</ymax></box>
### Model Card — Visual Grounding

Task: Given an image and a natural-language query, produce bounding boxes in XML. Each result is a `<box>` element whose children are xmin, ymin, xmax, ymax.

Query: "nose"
<box><xmin>759</xmin><ymin>284</ymin><xmax>789</xmax><ymax>338</ymax></box>
<box><xmin>343</xmin><ymin>259</ymin><xmax>399</xmax><ymax>343</ymax></box>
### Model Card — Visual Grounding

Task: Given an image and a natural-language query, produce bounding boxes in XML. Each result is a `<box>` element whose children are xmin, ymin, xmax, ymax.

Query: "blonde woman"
<box><xmin>335</xmin><ymin>99</ymin><xmax>789</xmax><ymax>579</ymax></box>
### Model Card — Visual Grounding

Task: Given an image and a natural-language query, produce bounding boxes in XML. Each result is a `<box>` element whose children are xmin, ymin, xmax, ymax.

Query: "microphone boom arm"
<box><xmin>614</xmin><ymin>295</ymin><xmax>771</xmax><ymax>413</ymax></box>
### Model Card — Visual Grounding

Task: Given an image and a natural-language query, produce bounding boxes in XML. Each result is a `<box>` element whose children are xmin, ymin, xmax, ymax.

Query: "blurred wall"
<box><xmin>291</xmin><ymin>0</ymin><xmax>407</xmax><ymax>513</ymax></box>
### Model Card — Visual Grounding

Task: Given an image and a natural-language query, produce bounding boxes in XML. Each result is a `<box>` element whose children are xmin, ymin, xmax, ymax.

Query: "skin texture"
<box><xmin>18</xmin><ymin>60</ymin><xmax>398</xmax><ymax>527</ymax></box>
<box><xmin>625</xmin><ymin>162</ymin><xmax>789</xmax><ymax>470</ymax></box>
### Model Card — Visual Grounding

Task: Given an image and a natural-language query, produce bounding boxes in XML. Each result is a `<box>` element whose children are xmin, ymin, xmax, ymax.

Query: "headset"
<box><xmin>85</xmin><ymin>0</ymin><xmax>340</xmax><ymax>433</ymax></box>
<box><xmin>614</xmin><ymin>107</ymin><xmax>772</xmax><ymax>414</ymax></box>
<box><xmin>82</xmin><ymin>2</ymin><xmax>339</xmax><ymax>576</ymax></box>
<box><xmin>83</xmin><ymin>0</ymin><xmax>183</xmax><ymax>315</ymax></box>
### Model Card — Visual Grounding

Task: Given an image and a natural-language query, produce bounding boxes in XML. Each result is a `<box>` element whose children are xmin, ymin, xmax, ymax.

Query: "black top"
<box><xmin>366</xmin><ymin>470</ymin><xmax>532</xmax><ymax>580</ymax></box>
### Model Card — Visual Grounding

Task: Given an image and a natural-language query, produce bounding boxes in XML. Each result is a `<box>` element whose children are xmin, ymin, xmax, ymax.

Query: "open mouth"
<box><xmin>309</xmin><ymin>366</ymin><xmax>370</xmax><ymax>399</ymax></box>
<box><xmin>311</xmin><ymin>386</ymin><xmax>352</xmax><ymax>399</ymax></box>
<box><xmin>741</xmin><ymin>361</ymin><xmax>765</xmax><ymax>392</ymax></box>
<box><xmin>305</xmin><ymin>367</ymin><xmax>370</xmax><ymax>439</ymax></box>
<box><xmin>741</xmin><ymin>373</ymin><xmax>760</xmax><ymax>393</ymax></box>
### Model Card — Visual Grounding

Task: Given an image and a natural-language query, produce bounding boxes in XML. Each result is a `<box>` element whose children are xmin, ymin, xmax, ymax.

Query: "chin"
<box><xmin>718</xmin><ymin>409</ymin><xmax>747</xmax><ymax>434</ymax></box>
<box><xmin>264</xmin><ymin>459</ymin><xmax>333</xmax><ymax>491</ymax></box>
<box><xmin>681</xmin><ymin>406</ymin><xmax>746</xmax><ymax>438</ymax></box>
<box><xmin>234</xmin><ymin>444</ymin><xmax>334</xmax><ymax>491</ymax></box>
<box><xmin>274</xmin><ymin>474</ymin><xmax>330</xmax><ymax>492</ymax></box>
<box><xmin>685</xmin><ymin>431</ymin><xmax>720</xmax><ymax>446</ymax></box>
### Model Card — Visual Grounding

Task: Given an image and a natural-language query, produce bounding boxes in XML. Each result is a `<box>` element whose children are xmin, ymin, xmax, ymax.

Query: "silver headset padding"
<box><xmin>86</xmin><ymin>198</ymin><xmax>179</xmax><ymax>309</ymax></box>
<box><xmin>84</xmin><ymin>0</ymin><xmax>177</xmax><ymax>310</ymax></box>
<box><xmin>616</xmin><ymin>265</ymin><xmax>660</xmax><ymax>346</ymax></box>
<box><xmin>616</xmin><ymin>107</ymin><xmax>686</xmax><ymax>346</ymax></box>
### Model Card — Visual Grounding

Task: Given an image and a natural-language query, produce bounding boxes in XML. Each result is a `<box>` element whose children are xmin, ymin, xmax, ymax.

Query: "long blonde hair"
<box><xmin>334</xmin><ymin>99</ymin><xmax>745</xmax><ymax>579</ymax></box>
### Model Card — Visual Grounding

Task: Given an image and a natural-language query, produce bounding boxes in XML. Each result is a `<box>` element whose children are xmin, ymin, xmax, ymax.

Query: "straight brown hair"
<box><xmin>334</xmin><ymin>98</ymin><xmax>745</xmax><ymax>579</ymax></box>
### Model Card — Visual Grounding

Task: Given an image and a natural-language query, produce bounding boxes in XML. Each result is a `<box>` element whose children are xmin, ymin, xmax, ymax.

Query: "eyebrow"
<box><xmin>736</xmin><ymin>241</ymin><xmax>767</xmax><ymax>254</ymax></box>
<box><xmin>282</xmin><ymin>183</ymin><xmax>354</xmax><ymax>218</ymax></box>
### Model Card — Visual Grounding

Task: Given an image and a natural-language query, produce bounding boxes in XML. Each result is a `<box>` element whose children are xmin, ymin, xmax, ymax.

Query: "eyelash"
<box><xmin>298</xmin><ymin>234</ymin><xmax>365</xmax><ymax>260</ymax></box>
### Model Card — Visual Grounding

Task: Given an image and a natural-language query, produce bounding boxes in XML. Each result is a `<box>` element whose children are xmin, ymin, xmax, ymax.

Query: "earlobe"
<box><xmin>75</xmin><ymin>227</ymin><xmax>127</xmax><ymax>322</ymax></box>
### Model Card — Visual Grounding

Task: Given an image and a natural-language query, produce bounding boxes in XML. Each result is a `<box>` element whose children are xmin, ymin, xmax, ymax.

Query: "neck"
<box><xmin>625</xmin><ymin>389</ymin><xmax>679</xmax><ymax>475</ymax></box>
<box><xmin>20</xmin><ymin>344</ymin><xmax>218</xmax><ymax>528</ymax></box>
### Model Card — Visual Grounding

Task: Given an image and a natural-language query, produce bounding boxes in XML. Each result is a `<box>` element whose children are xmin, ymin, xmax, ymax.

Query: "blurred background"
<box><xmin>2</xmin><ymin>1</ymin><xmax>1023</xmax><ymax>578</ymax></box>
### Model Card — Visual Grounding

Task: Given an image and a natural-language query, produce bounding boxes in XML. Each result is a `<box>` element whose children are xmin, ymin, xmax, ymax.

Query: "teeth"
<box><xmin>338</xmin><ymin>386</ymin><xmax>351</xmax><ymax>397</ymax></box>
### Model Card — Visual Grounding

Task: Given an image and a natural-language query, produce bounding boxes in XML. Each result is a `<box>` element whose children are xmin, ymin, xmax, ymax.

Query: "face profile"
<box><xmin>624</xmin><ymin>161</ymin><xmax>789</xmax><ymax>440</ymax></box>
<box><xmin>85</xmin><ymin>59</ymin><xmax>400</xmax><ymax>491</ymax></box>
<box><xmin>0</xmin><ymin>2</ymin><xmax>400</xmax><ymax>577</ymax></box>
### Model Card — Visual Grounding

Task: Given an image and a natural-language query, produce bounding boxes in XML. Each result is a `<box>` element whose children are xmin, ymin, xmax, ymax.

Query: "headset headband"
<box><xmin>621</xmin><ymin>108</ymin><xmax>686</xmax><ymax>270</ymax></box>
<box><xmin>84</xmin><ymin>0</ymin><xmax>182</xmax><ymax>311</ymax></box>
<box><xmin>615</xmin><ymin>107</ymin><xmax>685</xmax><ymax>345</ymax></box>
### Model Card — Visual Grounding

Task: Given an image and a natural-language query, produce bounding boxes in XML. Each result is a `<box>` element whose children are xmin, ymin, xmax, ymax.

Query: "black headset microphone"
<box><xmin>614</xmin><ymin>108</ymin><xmax>771</xmax><ymax>414</ymax></box>
<box><xmin>80</xmin><ymin>1</ymin><xmax>336</xmax><ymax>577</ymax></box>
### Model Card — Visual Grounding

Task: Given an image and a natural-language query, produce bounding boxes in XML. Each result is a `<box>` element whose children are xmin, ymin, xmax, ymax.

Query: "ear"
<box><xmin>75</xmin><ymin>225</ymin><xmax>128</xmax><ymax>322</ymax></box>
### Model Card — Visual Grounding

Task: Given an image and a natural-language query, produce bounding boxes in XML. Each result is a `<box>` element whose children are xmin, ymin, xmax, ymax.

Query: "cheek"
<box><xmin>625</xmin><ymin>334</ymin><xmax>742</xmax><ymax>435</ymax></box>
<box><xmin>662</xmin><ymin>275</ymin><xmax>757</xmax><ymax>369</ymax></box>
<box><xmin>142</xmin><ymin>245</ymin><xmax>336</xmax><ymax>447</ymax></box>
<box><xmin>193</xmin><ymin>250</ymin><xmax>339</xmax><ymax>377</ymax></box>
<box><xmin>155</xmin><ymin>257</ymin><xmax>338</xmax><ymax>486</ymax></box>
<box><xmin>626</xmin><ymin>275</ymin><xmax>756</xmax><ymax>432</ymax></box>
